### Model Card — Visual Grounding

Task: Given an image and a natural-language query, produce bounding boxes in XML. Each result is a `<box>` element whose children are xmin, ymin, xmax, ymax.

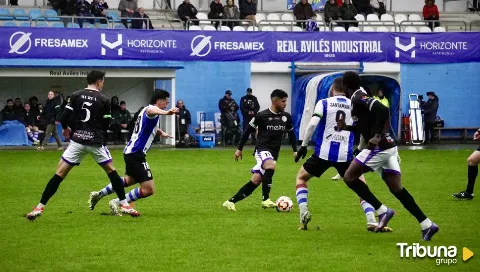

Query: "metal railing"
<box><xmin>1</xmin><ymin>15</ymin><xmax>33</xmax><ymax>26</ymax></box>
<box><xmin>34</xmin><ymin>15</ymin><xmax>111</xmax><ymax>27</ymax></box>
<box><xmin>399</xmin><ymin>20</ymin><xmax>468</xmax><ymax>32</ymax></box>
<box><xmin>469</xmin><ymin>20</ymin><xmax>480</xmax><ymax>31</ymax></box>
<box><xmin>328</xmin><ymin>19</ymin><xmax>395</xmax><ymax>31</ymax></box>
<box><xmin>109</xmin><ymin>16</ymin><xmax>151</xmax><ymax>29</ymax></box>
<box><xmin>185</xmin><ymin>18</ymin><xmax>255</xmax><ymax>30</ymax></box>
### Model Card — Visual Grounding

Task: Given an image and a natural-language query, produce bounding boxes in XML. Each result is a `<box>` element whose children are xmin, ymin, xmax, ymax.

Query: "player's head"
<box><xmin>330</xmin><ymin>77</ymin><xmax>345</xmax><ymax>96</ymax></box>
<box><xmin>47</xmin><ymin>91</ymin><xmax>55</xmax><ymax>100</ymax></box>
<box><xmin>87</xmin><ymin>70</ymin><xmax>106</xmax><ymax>91</ymax></box>
<box><xmin>150</xmin><ymin>89</ymin><xmax>170</xmax><ymax>109</ymax></box>
<box><xmin>270</xmin><ymin>89</ymin><xmax>288</xmax><ymax>112</ymax></box>
<box><xmin>342</xmin><ymin>71</ymin><xmax>361</xmax><ymax>98</ymax></box>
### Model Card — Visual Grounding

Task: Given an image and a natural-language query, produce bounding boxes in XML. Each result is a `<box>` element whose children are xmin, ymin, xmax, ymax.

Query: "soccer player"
<box><xmin>223</xmin><ymin>89</ymin><xmax>297</xmax><ymax>211</ymax></box>
<box><xmin>88</xmin><ymin>89</ymin><xmax>178</xmax><ymax>214</ymax></box>
<box><xmin>26</xmin><ymin>70</ymin><xmax>139</xmax><ymax>221</ymax></box>
<box><xmin>337</xmin><ymin>71</ymin><xmax>439</xmax><ymax>241</ymax></box>
<box><xmin>294</xmin><ymin>78</ymin><xmax>391</xmax><ymax>232</ymax></box>
<box><xmin>452</xmin><ymin>131</ymin><xmax>480</xmax><ymax>200</ymax></box>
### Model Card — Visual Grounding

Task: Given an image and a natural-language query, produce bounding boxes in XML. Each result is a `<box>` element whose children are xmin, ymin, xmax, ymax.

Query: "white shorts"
<box><xmin>354</xmin><ymin>146</ymin><xmax>401</xmax><ymax>175</ymax></box>
<box><xmin>61</xmin><ymin>141</ymin><xmax>112</xmax><ymax>166</ymax></box>
<box><xmin>250</xmin><ymin>150</ymin><xmax>276</xmax><ymax>175</ymax></box>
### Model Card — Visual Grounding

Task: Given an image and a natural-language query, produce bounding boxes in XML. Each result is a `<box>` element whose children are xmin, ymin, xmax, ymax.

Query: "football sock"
<box><xmin>360</xmin><ymin>199</ymin><xmax>377</xmax><ymax>224</ymax></box>
<box><xmin>108</xmin><ymin>171</ymin><xmax>127</xmax><ymax>201</ymax></box>
<box><xmin>230</xmin><ymin>181</ymin><xmax>259</xmax><ymax>203</ymax></box>
<box><xmin>466</xmin><ymin>165</ymin><xmax>478</xmax><ymax>194</ymax></box>
<box><xmin>125</xmin><ymin>188</ymin><xmax>144</xmax><ymax>203</ymax></box>
<box><xmin>393</xmin><ymin>188</ymin><xmax>427</xmax><ymax>223</ymax></box>
<box><xmin>27</xmin><ymin>130</ymin><xmax>34</xmax><ymax>140</ymax></box>
<box><xmin>346</xmin><ymin>178</ymin><xmax>383</xmax><ymax>209</ymax></box>
<box><xmin>33</xmin><ymin>131</ymin><xmax>39</xmax><ymax>140</ymax></box>
<box><xmin>296</xmin><ymin>184</ymin><xmax>308</xmax><ymax>218</ymax></box>
<box><xmin>39</xmin><ymin>174</ymin><xmax>64</xmax><ymax>205</ymax></box>
<box><xmin>420</xmin><ymin>218</ymin><xmax>433</xmax><ymax>230</ymax></box>
<box><xmin>99</xmin><ymin>177</ymin><xmax>127</xmax><ymax>197</ymax></box>
<box><xmin>262</xmin><ymin>169</ymin><xmax>275</xmax><ymax>201</ymax></box>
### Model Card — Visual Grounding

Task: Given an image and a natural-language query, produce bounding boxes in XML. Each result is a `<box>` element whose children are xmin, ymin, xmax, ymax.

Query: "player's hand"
<box><xmin>234</xmin><ymin>149</ymin><xmax>242</xmax><ymax>161</ymax></box>
<box><xmin>368</xmin><ymin>134</ymin><xmax>381</xmax><ymax>149</ymax></box>
<box><xmin>474</xmin><ymin>130</ymin><xmax>480</xmax><ymax>141</ymax></box>
<box><xmin>159</xmin><ymin>131</ymin><xmax>174</xmax><ymax>138</ymax></box>
<box><xmin>167</xmin><ymin>107</ymin><xmax>179</xmax><ymax>115</ymax></box>
<box><xmin>295</xmin><ymin>146</ymin><xmax>307</xmax><ymax>163</ymax></box>
<box><xmin>62</xmin><ymin>128</ymin><xmax>71</xmax><ymax>138</ymax></box>
<box><xmin>336</xmin><ymin>117</ymin><xmax>347</xmax><ymax>131</ymax></box>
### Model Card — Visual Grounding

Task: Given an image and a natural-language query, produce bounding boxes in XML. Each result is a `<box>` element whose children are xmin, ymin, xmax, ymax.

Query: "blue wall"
<box><xmin>172</xmin><ymin>61</ymin><xmax>251</xmax><ymax>133</ymax></box>
<box><xmin>401</xmin><ymin>63</ymin><xmax>480</xmax><ymax>128</ymax></box>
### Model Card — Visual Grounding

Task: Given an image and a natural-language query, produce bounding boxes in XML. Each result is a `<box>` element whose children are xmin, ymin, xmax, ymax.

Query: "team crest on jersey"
<box><xmin>281</xmin><ymin>116</ymin><xmax>287</xmax><ymax>122</ymax></box>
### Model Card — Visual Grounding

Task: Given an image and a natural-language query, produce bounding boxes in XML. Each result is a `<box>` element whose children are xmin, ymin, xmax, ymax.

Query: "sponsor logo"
<box><xmin>281</xmin><ymin>116</ymin><xmax>287</xmax><ymax>122</ymax></box>
<box><xmin>325</xmin><ymin>134</ymin><xmax>348</xmax><ymax>142</ymax></box>
<box><xmin>9</xmin><ymin>31</ymin><xmax>88</xmax><ymax>55</ymax></box>
<box><xmin>266</xmin><ymin>125</ymin><xmax>286</xmax><ymax>131</ymax></box>
<box><xmin>395</xmin><ymin>37</ymin><xmax>415</xmax><ymax>58</ymax></box>
<box><xmin>101</xmin><ymin>33</ymin><xmax>123</xmax><ymax>56</ymax></box>
<box><xmin>190</xmin><ymin>35</ymin><xmax>265</xmax><ymax>57</ymax></box>
<box><xmin>202</xmin><ymin>136</ymin><xmax>213</xmax><ymax>141</ymax></box>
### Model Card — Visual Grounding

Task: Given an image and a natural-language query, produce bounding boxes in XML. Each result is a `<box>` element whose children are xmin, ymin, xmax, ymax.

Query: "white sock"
<box><xmin>119</xmin><ymin>199</ymin><xmax>128</xmax><ymax>206</ymax></box>
<box><xmin>37</xmin><ymin>203</ymin><xmax>45</xmax><ymax>209</ymax></box>
<box><xmin>299</xmin><ymin>203</ymin><xmax>308</xmax><ymax>219</ymax></box>
<box><xmin>376</xmin><ymin>204</ymin><xmax>388</xmax><ymax>215</ymax></box>
<box><xmin>420</xmin><ymin>218</ymin><xmax>433</xmax><ymax>230</ymax></box>
<box><xmin>360</xmin><ymin>200</ymin><xmax>377</xmax><ymax>224</ymax></box>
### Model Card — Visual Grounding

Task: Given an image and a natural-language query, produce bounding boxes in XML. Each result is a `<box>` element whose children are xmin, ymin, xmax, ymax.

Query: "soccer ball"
<box><xmin>275</xmin><ymin>196</ymin><xmax>293</xmax><ymax>212</ymax></box>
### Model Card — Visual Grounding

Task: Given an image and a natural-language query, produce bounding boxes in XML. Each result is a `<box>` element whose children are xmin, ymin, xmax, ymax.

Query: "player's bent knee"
<box><xmin>101</xmin><ymin>162</ymin><xmax>116</xmax><ymax>174</ymax></box>
<box><xmin>56</xmin><ymin>160</ymin><xmax>73</xmax><ymax>178</ymax></box>
<box><xmin>263</xmin><ymin>159</ymin><xmax>275</xmax><ymax>170</ymax></box>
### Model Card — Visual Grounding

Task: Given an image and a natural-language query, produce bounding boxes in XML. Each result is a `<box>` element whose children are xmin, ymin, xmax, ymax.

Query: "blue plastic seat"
<box><xmin>106</xmin><ymin>11</ymin><xmax>121</xmax><ymax>22</ymax></box>
<box><xmin>13</xmin><ymin>9</ymin><xmax>29</xmax><ymax>21</ymax></box>
<box><xmin>18</xmin><ymin>21</ymin><xmax>31</xmax><ymax>27</ymax></box>
<box><xmin>82</xmin><ymin>23</ymin><xmax>95</xmax><ymax>28</ymax></box>
<box><xmin>0</xmin><ymin>8</ymin><xmax>13</xmax><ymax>20</ymax></box>
<box><xmin>67</xmin><ymin>22</ymin><xmax>80</xmax><ymax>28</ymax></box>
<box><xmin>29</xmin><ymin>9</ymin><xmax>42</xmax><ymax>20</ymax></box>
<box><xmin>114</xmin><ymin>23</ymin><xmax>126</xmax><ymax>29</ymax></box>
<box><xmin>50</xmin><ymin>22</ymin><xmax>65</xmax><ymax>28</ymax></box>
<box><xmin>35</xmin><ymin>21</ymin><xmax>48</xmax><ymax>27</ymax></box>
<box><xmin>2</xmin><ymin>21</ymin><xmax>17</xmax><ymax>27</ymax></box>
<box><xmin>97</xmin><ymin>23</ymin><xmax>108</xmax><ymax>28</ymax></box>
<box><xmin>44</xmin><ymin>9</ymin><xmax>60</xmax><ymax>21</ymax></box>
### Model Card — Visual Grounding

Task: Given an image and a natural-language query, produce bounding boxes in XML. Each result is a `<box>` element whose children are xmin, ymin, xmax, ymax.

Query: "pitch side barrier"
<box><xmin>2</xmin><ymin>27</ymin><xmax>480</xmax><ymax>63</ymax></box>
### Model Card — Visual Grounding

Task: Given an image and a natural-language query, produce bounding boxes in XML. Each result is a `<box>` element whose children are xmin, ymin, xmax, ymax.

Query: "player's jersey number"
<box><xmin>81</xmin><ymin>102</ymin><xmax>93</xmax><ymax>122</ymax></box>
<box><xmin>334</xmin><ymin>110</ymin><xmax>346</xmax><ymax>131</ymax></box>
<box><xmin>259</xmin><ymin>151</ymin><xmax>274</xmax><ymax>161</ymax></box>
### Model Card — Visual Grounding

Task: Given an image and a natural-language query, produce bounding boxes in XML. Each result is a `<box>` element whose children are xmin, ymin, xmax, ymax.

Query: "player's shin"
<box><xmin>99</xmin><ymin>177</ymin><xmax>128</xmax><ymax>197</ymax></box>
<box><xmin>392</xmin><ymin>187</ymin><xmax>429</xmax><ymax>226</ymax></box>
<box><xmin>39</xmin><ymin>174</ymin><xmax>64</xmax><ymax>207</ymax></box>
<box><xmin>345</xmin><ymin>178</ymin><xmax>383</xmax><ymax>210</ymax></box>
<box><xmin>360</xmin><ymin>199</ymin><xmax>376</xmax><ymax>224</ymax></box>
<box><xmin>230</xmin><ymin>181</ymin><xmax>260</xmax><ymax>203</ymax></box>
<box><xmin>125</xmin><ymin>188</ymin><xmax>145</xmax><ymax>203</ymax></box>
<box><xmin>262</xmin><ymin>169</ymin><xmax>275</xmax><ymax>201</ymax></box>
<box><xmin>108</xmin><ymin>170</ymin><xmax>128</xmax><ymax>205</ymax></box>
<box><xmin>467</xmin><ymin>164</ymin><xmax>478</xmax><ymax>195</ymax></box>
<box><xmin>296</xmin><ymin>183</ymin><xmax>308</xmax><ymax>218</ymax></box>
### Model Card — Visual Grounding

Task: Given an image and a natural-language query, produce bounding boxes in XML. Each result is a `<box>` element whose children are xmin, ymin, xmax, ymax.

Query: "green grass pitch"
<box><xmin>0</xmin><ymin>148</ymin><xmax>479</xmax><ymax>272</ymax></box>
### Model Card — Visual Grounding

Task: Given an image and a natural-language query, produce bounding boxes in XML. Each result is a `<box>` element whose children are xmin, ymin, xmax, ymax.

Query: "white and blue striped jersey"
<box><xmin>313</xmin><ymin>96</ymin><xmax>355</xmax><ymax>162</ymax></box>
<box><xmin>124</xmin><ymin>105</ymin><xmax>160</xmax><ymax>155</ymax></box>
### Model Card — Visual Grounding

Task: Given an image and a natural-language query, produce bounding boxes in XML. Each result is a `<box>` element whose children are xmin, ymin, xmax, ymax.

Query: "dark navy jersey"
<box><xmin>65</xmin><ymin>88</ymin><xmax>111</xmax><ymax>146</ymax></box>
<box><xmin>249</xmin><ymin>108</ymin><xmax>293</xmax><ymax>159</ymax></box>
<box><xmin>351</xmin><ymin>88</ymin><xmax>396</xmax><ymax>150</ymax></box>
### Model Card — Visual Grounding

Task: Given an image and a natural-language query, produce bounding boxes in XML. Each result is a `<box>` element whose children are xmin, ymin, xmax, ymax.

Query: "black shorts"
<box><xmin>302</xmin><ymin>155</ymin><xmax>351</xmax><ymax>178</ymax></box>
<box><xmin>124</xmin><ymin>153</ymin><xmax>153</xmax><ymax>183</ymax></box>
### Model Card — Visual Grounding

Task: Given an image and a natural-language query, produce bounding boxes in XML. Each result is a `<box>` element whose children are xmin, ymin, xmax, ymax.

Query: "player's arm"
<box><xmin>60</xmin><ymin>94</ymin><xmax>76</xmax><ymax>129</ymax></box>
<box><xmin>367</xmin><ymin>98</ymin><xmax>389</xmax><ymax>135</ymax></box>
<box><xmin>146</xmin><ymin>106</ymin><xmax>178</xmax><ymax>117</ymax></box>
<box><xmin>237</xmin><ymin>119</ymin><xmax>256</xmax><ymax>152</ymax></box>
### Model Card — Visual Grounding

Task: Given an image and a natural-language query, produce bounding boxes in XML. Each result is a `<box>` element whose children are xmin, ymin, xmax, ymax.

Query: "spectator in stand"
<box><xmin>219</xmin><ymin>90</ymin><xmax>241</xmax><ymax>145</ymax></box>
<box><xmin>223</xmin><ymin>0</ymin><xmax>240</xmax><ymax>30</ymax></box>
<box><xmin>340</xmin><ymin>0</ymin><xmax>357</xmax><ymax>30</ymax></box>
<box><xmin>132</xmin><ymin>7</ymin><xmax>154</xmax><ymax>29</ymax></box>
<box><xmin>22</xmin><ymin>103</ymin><xmax>40</xmax><ymax>145</ymax></box>
<box><xmin>240</xmin><ymin>0</ymin><xmax>257</xmax><ymax>26</ymax></box>
<box><xmin>175</xmin><ymin>100</ymin><xmax>191</xmax><ymax>140</ymax></box>
<box><xmin>208</xmin><ymin>0</ymin><xmax>223</xmax><ymax>29</ymax></box>
<box><xmin>353</xmin><ymin>0</ymin><xmax>372</xmax><ymax>15</ymax></box>
<box><xmin>76</xmin><ymin>0</ymin><xmax>94</xmax><ymax>27</ymax></box>
<box><xmin>324</xmin><ymin>0</ymin><xmax>340</xmax><ymax>24</ymax></box>
<box><xmin>371</xmin><ymin>0</ymin><xmax>386</xmax><ymax>16</ymax></box>
<box><xmin>37</xmin><ymin>91</ymin><xmax>63</xmax><ymax>151</ymax></box>
<box><xmin>110</xmin><ymin>101</ymin><xmax>131</xmax><ymax>144</ymax></box>
<box><xmin>118</xmin><ymin>0</ymin><xmax>138</xmax><ymax>28</ymax></box>
<box><xmin>336</xmin><ymin>0</ymin><xmax>342</xmax><ymax>6</ymax></box>
<box><xmin>240</xmin><ymin>88</ymin><xmax>260</xmax><ymax>144</ymax></box>
<box><xmin>423</xmin><ymin>0</ymin><xmax>440</xmax><ymax>31</ymax></box>
<box><xmin>13</xmin><ymin>97</ymin><xmax>23</xmax><ymax>114</ymax></box>
<box><xmin>91</xmin><ymin>0</ymin><xmax>109</xmax><ymax>24</ymax></box>
<box><xmin>1</xmin><ymin>99</ymin><xmax>17</xmax><ymax>123</ymax></box>
<box><xmin>293</xmin><ymin>0</ymin><xmax>316</xmax><ymax>29</ymax></box>
<box><xmin>178</xmin><ymin>0</ymin><xmax>199</xmax><ymax>28</ymax></box>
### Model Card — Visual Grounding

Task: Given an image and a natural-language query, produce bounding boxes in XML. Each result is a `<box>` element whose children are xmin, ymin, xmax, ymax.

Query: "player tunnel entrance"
<box><xmin>292</xmin><ymin>72</ymin><xmax>401</xmax><ymax>144</ymax></box>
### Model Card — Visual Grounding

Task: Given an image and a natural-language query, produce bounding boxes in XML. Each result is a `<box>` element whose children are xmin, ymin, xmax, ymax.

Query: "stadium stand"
<box><xmin>0</xmin><ymin>4</ymin><xmax>478</xmax><ymax>32</ymax></box>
